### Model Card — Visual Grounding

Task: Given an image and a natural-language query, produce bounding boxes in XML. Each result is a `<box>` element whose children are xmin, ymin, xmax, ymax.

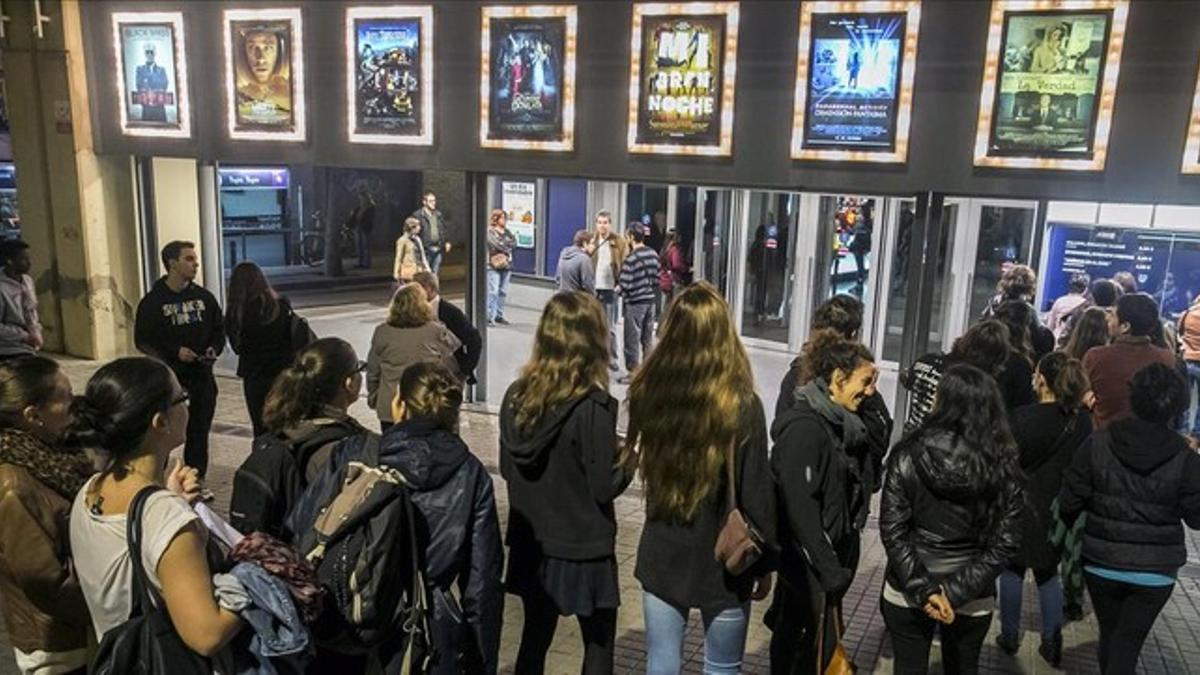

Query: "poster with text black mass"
<box><xmin>487</xmin><ymin>17</ymin><xmax>566</xmax><ymax>142</ymax></box>
<box><xmin>804</xmin><ymin>12</ymin><xmax>906</xmax><ymax>151</ymax></box>
<box><xmin>636</xmin><ymin>15</ymin><xmax>725</xmax><ymax>146</ymax></box>
<box><xmin>354</xmin><ymin>18</ymin><xmax>423</xmax><ymax>136</ymax></box>
<box><xmin>988</xmin><ymin>10</ymin><xmax>1112</xmax><ymax>158</ymax></box>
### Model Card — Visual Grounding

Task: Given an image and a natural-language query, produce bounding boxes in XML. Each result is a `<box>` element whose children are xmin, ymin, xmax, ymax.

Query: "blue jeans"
<box><xmin>487</xmin><ymin>268</ymin><xmax>510</xmax><ymax>322</ymax></box>
<box><xmin>643</xmin><ymin>591</ymin><xmax>749</xmax><ymax>675</ymax></box>
<box><xmin>596</xmin><ymin>289</ymin><xmax>619</xmax><ymax>367</ymax></box>
<box><xmin>355</xmin><ymin>229</ymin><xmax>371</xmax><ymax>268</ymax></box>
<box><xmin>1187</xmin><ymin>361</ymin><xmax>1200</xmax><ymax>436</ymax></box>
<box><xmin>426</xmin><ymin>247</ymin><xmax>443</xmax><ymax>276</ymax></box>
<box><xmin>998</xmin><ymin>567</ymin><xmax>1063</xmax><ymax>642</ymax></box>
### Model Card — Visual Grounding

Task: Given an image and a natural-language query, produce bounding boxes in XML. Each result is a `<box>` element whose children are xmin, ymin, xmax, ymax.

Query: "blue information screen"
<box><xmin>1041</xmin><ymin>223</ymin><xmax>1200</xmax><ymax>317</ymax></box>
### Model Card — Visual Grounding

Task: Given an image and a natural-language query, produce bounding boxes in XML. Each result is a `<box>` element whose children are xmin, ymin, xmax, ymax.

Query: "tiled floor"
<box><xmin>7</xmin><ymin>333</ymin><xmax>1198</xmax><ymax>673</ymax></box>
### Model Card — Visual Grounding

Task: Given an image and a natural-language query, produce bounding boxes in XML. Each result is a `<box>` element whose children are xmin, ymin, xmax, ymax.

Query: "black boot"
<box><xmin>995</xmin><ymin>632</ymin><xmax>1020</xmax><ymax>656</ymax></box>
<box><xmin>1038</xmin><ymin>631</ymin><xmax>1063</xmax><ymax>669</ymax></box>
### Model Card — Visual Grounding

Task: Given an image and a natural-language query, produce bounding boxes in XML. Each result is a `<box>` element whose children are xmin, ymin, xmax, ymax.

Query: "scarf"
<box><xmin>794</xmin><ymin>378</ymin><xmax>868</xmax><ymax>452</ymax></box>
<box><xmin>0</xmin><ymin>428</ymin><xmax>94</xmax><ymax>499</ymax></box>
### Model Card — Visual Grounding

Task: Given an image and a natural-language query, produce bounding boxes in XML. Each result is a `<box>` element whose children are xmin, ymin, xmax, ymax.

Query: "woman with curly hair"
<box><xmin>499</xmin><ymin>291</ymin><xmax>632</xmax><ymax>674</ymax></box>
<box><xmin>624</xmin><ymin>282</ymin><xmax>776</xmax><ymax>674</ymax></box>
<box><xmin>880</xmin><ymin>364</ymin><xmax>1023</xmax><ymax>675</ymax></box>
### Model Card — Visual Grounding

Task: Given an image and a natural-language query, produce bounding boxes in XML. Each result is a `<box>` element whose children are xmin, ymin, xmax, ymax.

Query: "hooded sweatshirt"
<box><xmin>499</xmin><ymin>386</ymin><xmax>630</xmax><ymax>560</ymax></box>
<box><xmin>1060</xmin><ymin>418</ymin><xmax>1200</xmax><ymax>575</ymax></box>
<box><xmin>0</xmin><ymin>272</ymin><xmax>39</xmax><ymax>357</ymax></box>
<box><xmin>134</xmin><ymin>277</ymin><xmax>225</xmax><ymax>377</ymax></box>
<box><xmin>382</xmin><ymin>419</ymin><xmax>503</xmax><ymax>675</ymax></box>
<box><xmin>556</xmin><ymin>245</ymin><xmax>595</xmax><ymax>294</ymax></box>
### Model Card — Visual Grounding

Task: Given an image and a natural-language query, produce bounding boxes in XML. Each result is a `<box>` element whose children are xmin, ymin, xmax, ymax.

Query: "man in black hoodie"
<box><xmin>135</xmin><ymin>241</ymin><xmax>225</xmax><ymax>478</ymax></box>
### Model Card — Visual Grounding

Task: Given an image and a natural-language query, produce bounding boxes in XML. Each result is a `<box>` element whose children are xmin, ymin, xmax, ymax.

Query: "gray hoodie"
<box><xmin>555</xmin><ymin>245</ymin><xmax>595</xmax><ymax>294</ymax></box>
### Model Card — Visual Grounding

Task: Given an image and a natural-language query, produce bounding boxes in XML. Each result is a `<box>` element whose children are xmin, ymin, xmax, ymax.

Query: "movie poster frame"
<box><xmin>973</xmin><ymin>0</ymin><xmax>1129</xmax><ymax>171</ymax></box>
<box><xmin>1182</xmin><ymin>57</ymin><xmax>1200</xmax><ymax>174</ymax></box>
<box><xmin>626</xmin><ymin>2</ymin><xmax>740</xmax><ymax>157</ymax></box>
<box><xmin>111</xmin><ymin>11</ymin><xmax>191</xmax><ymax>139</ymax></box>
<box><xmin>223</xmin><ymin>7</ymin><xmax>307</xmax><ymax>142</ymax></box>
<box><xmin>479</xmin><ymin>4</ymin><xmax>578</xmax><ymax>152</ymax></box>
<box><xmin>345</xmin><ymin>5</ymin><xmax>434</xmax><ymax>146</ymax></box>
<box><xmin>789</xmin><ymin>1</ymin><xmax>921</xmax><ymax>163</ymax></box>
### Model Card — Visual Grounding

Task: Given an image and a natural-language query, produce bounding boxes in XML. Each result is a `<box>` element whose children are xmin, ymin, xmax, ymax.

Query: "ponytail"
<box><xmin>398</xmin><ymin>362</ymin><xmax>463</xmax><ymax>431</ymax></box>
<box><xmin>1036</xmin><ymin>352</ymin><xmax>1090</xmax><ymax>411</ymax></box>
<box><xmin>262</xmin><ymin>338</ymin><xmax>360</xmax><ymax>434</ymax></box>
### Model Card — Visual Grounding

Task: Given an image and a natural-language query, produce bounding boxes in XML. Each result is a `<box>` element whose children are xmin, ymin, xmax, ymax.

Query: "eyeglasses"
<box><xmin>170</xmin><ymin>391</ymin><xmax>190</xmax><ymax>408</ymax></box>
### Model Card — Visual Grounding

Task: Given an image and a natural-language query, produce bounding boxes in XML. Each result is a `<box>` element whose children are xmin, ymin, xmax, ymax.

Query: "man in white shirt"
<box><xmin>589</xmin><ymin>211</ymin><xmax>626</xmax><ymax>371</ymax></box>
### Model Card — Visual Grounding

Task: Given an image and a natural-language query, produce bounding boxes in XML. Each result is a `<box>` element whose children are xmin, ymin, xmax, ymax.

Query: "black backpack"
<box><xmin>229</xmin><ymin>421</ymin><xmax>362</xmax><ymax>539</ymax></box>
<box><xmin>292</xmin><ymin>435</ymin><xmax>433</xmax><ymax>671</ymax></box>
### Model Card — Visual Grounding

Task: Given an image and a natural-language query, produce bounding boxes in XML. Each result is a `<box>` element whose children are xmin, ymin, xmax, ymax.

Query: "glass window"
<box><xmin>970</xmin><ymin>205</ymin><xmax>1035</xmax><ymax>321</ymax></box>
<box><xmin>700</xmin><ymin>189</ymin><xmax>733</xmax><ymax>295</ymax></box>
<box><xmin>880</xmin><ymin>200</ymin><xmax>915</xmax><ymax>362</ymax></box>
<box><xmin>742</xmin><ymin>191</ymin><xmax>796</xmax><ymax>343</ymax></box>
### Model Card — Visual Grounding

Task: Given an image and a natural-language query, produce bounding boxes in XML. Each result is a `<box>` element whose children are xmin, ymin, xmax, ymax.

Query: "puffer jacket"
<box><xmin>880</xmin><ymin>430</ymin><xmax>1023</xmax><ymax>608</ymax></box>
<box><xmin>1059</xmin><ymin>418</ymin><xmax>1200</xmax><ymax>575</ymax></box>
<box><xmin>381</xmin><ymin>419</ymin><xmax>503</xmax><ymax>675</ymax></box>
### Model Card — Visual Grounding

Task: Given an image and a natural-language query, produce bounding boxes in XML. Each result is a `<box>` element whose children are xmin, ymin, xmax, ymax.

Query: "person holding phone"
<box><xmin>135</xmin><ymin>241</ymin><xmax>226</xmax><ymax>485</ymax></box>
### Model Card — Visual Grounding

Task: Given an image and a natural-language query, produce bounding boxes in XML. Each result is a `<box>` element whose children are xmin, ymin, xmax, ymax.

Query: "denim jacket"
<box><xmin>230</xmin><ymin>562</ymin><xmax>312</xmax><ymax>674</ymax></box>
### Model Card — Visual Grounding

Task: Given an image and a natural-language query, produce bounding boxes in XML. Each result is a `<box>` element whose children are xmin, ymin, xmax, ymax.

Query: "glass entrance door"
<box><xmin>741</xmin><ymin>191</ymin><xmax>798</xmax><ymax>343</ymax></box>
<box><xmin>696</xmin><ymin>188</ymin><xmax>735</xmax><ymax>296</ymax></box>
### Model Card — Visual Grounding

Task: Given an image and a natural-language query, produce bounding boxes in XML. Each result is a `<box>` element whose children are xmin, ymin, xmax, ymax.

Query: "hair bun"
<box><xmin>63</xmin><ymin>396</ymin><xmax>113</xmax><ymax>449</ymax></box>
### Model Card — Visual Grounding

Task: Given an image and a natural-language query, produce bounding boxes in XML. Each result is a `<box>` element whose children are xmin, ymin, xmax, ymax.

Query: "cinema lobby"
<box><xmin>2</xmin><ymin>1</ymin><xmax>1200</xmax><ymax>674</ymax></box>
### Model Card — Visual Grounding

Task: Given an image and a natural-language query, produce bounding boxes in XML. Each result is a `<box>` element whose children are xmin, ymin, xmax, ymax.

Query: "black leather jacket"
<box><xmin>880</xmin><ymin>431</ymin><xmax>1023</xmax><ymax>608</ymax></box>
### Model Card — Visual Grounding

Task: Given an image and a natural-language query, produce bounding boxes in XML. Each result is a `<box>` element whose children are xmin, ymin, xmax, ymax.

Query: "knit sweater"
<box><xmin>618</xmin><ymin>246</ymin><xmax>660</xmax><ymax>305</ymax></box>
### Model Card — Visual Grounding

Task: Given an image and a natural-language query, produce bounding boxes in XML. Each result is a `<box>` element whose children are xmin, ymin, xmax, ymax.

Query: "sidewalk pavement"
<box><xmin>2</xmin><ymin>357</ymin><xmax>1196</xmax><ymax>674</ymax></box>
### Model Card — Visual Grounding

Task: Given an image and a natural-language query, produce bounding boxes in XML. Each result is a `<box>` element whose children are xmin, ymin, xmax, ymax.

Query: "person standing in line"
<box><xmin>1178</xmin><ymin>292</ymin><xmax>1200</xmax><ymax>445</ymax></box>
<box><xmin>0</xmin><ymin>356</ymin><xmax>94</xmax><ymax>675</ymax></box>
<box><xmin>134</xmin><ymin>241</ymin><xmax>225</xmax><ymax>482</ymax></box>
<box><xmin>769</xmin><ymin>331</ymin><xmax>879</xmax><ymax>674</ymax></box>
<box><xmin>499</xmin><ymin>291</ymin><xmax>632</xmax><ymax>675</ymax></box>
<box><xmin>1059</xmin><ymin>363</ymin><xmax>1200</xmax><ymax>675</ymax></box>
<box><xmin>1047</xmin><ymin>272</ymin><xmax>1091</xmax><ymax>341</ymax></box>
<box><xmin>486</xmin><ymin>209</ymin><xmax>516</xmax><ymax>326</ymax></box>
<box><xmin>658</xmin><ymin>231</ymin><xmax>688</xmax><ymax>305</ymax></box>
<box><xmin>624</xmin><ymin>282</ymin><xmax>776</xmax><ymax>675</ymax></box>
<box><xmin>1057</xmin><ymin>278</ymin><xmax>1122</xmax><ymax>350</ymax></box>
<box><xmin>413</xmin><ymin>272</ymin><xmax>482</xmax><ymax>385</ymax></box>
<box><xmin>617</xmin><ymin>227</ymin><xmax>660</xmax><ymax>384</ymax></box>
<box><xmin>351</xmin><ymin>190</ymin><xmax>377</xmax><ymax>270</ymax></box>
<box><xmin>995</xmin><ymin>352</ymin><xmax>1091</xmax><ymax>668</ymax></box>
<box><xmin>224</xmin><ymin>261</ymin><xmax>309</xmax><ymax>436</ymax></box>
<box><xmin>366</xmin><ymin>283</ymin><xmax>461</xmax><ymax>432</ymax></box>
<box><xmin>990</xmin><ymin>300</ymin><xmax>1038</xmax><ymax>412</ymax></box>
<box><xmin>393</xmin><ymin>217</ymin><xmax>429</xmax><ymax>284</ymax></box>
<box><xmin>0</xmin><ymin>240</ymin><xmax>42</xmax><ymax>359</ymax></box>
<box><xmin>901</xmin><ymin>320</ymin><xmax>1010</xmax><ymax>433</ymax></box>
<box><xmin>556</xmin><ymin>230</ymin><xmax>596</xmax><ymax>294</ymax></box>
<box><xmin>382</xmin><ymin>362</ymin><xmax>504</xmax><ymax>675</ymax></box>
<box><xmin>1063</xmin><ymin>306</ymin><xmax>1112</xmax><ymax>362</ymax></box>
<box><xmin>1112</xmin><ymin>271</ymin><xmax>1138</xmax><ymax>296</ymax></box>
<box><xmin>590</xmin><ymin>211</ymin><xmax>627</xmax><ymax>372</ymax></box>
<box><xmin>1083</xmin><ymin>293</ymin><xmax>1176</xmax><ymax>430</ymax></box>
<box><xmin>880</xmin><ymin>365</ymin><xmax>1023</xmax><ymax>675</ymax></box>
<box><xmin>412</xmin><ymin>190</ymin><xmax>450</xmax><ymax>276</ymax></box>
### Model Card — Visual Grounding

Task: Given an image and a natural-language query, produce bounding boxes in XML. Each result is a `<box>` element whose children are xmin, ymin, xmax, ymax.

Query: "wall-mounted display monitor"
<box><xmin>974</xmin><ymin>0</ymin><xmax>1129</xmax><ymax>171</ymax></box>
<box><xmin>346</xmin><ymin>6</ymin><xmax>433</xmax><ymax>146</ymax></box>
<box><xmin>480</xmin><ymin>5</ymin><xmax>578</xmax><ymax>152</ymax></box>
<box><xmin>627</xmin><ymin>2</ymin><xmax>739</xmax><ymax>156</ymax></box>
<box><xmin>1183</xmin><ymin>59</ymin><xmax>1200</xmax><ymax>174</ymax></box>
<box><xmin>223</xmin><ymin>7</ymin><xmax>306</xmax><ymax>142</ymax></box>
<box><xmin>112</xmin><ymin>11</ymin><xmax>191</xmax><ymax>139</ymax></box>
<box><xmin>790</xmin><ymin>1</ymin><xmax>921</xmax><ymax>163</ymax></box>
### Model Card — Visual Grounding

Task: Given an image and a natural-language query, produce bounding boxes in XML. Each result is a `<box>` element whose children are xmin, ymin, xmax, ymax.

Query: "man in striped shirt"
<box><xmin>617</xmin><ymin>226</ymin><xmax>660</xmax><ymax>384</ymax></box>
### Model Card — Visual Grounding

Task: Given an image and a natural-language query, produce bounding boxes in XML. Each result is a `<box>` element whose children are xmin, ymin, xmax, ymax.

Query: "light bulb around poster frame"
<box><xmin>112</xmin><ymin>11</ymin><xmax>192</xmax><ymax>139</ymax></box>
<box><xmin>789</xmin><ymin>1</ymin><xmax>922</xmax><ymax>164</ymax></box>
<box><xmin>479</xmin><ymin>4</ymin><xmax>579</xmax><ymax>152</ymax></box>
<box><xmin>345</xmin><ymin>5</ymin><xmax>434</xmax><ymax>146</ymax></box>
<box><xmin>223</xmin><ymin>7</ymin><xmax>307</xmax><ymax>142</ymax></box>
<box><xmin>972</xmin><ymin>0</ymin><xmax>1129</xmax><ymax>171</ymax></box>
<box><xmin>626</xmin><ymin>2</ymin><xmax>740</xmax><ymax>157</ymax></box>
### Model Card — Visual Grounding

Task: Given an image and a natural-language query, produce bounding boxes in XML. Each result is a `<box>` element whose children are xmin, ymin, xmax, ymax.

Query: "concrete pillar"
<box><xmin>3</xmin><ymin>0</ymin><xmax>143</xmax><ymax>359</ymax></box>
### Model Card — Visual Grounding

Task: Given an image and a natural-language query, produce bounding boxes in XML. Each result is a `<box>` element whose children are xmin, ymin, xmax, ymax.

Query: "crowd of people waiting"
<box><xmin>0</xmin><ymin>234</ymin><xmax>1196</xmax><ymax>675</ymax></box>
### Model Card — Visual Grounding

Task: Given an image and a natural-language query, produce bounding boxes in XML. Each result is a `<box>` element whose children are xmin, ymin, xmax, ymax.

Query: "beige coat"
<box><xmin>394</xmin><ymin>235</ymin><xmax>428</xmax><ymax>282</ymax></box>
<box><xmin>366</xmin><ymin>322</ymin><xmax>462</xmax><ymax>422</ymax></box>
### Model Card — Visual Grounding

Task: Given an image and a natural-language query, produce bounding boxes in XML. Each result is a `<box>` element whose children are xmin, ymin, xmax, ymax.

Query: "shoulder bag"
<box><xmin>817</xmin><ymin>600</ymin><xmax>855</xmax><ymax>675</ymax></box>
<box><xmin>89</xmin><ymin>486</ymin><xmax>211</xmax><ymax>675</ymax></box>
<box><xmin>713</xmin><ymin>441</ymin><xmax>765</xmax><ymax>576</ymax></box>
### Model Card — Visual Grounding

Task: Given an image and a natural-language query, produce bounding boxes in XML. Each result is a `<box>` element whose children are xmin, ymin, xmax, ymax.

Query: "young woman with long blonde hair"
<box><xmin>499</xmin><ymin>291</ymin><xmax>632</xmax><ymax>675</ymax></box>
<box><xmin>624</xmin><ymin>282</ymin><xmax>776</xmax><ymax>674</ymax></box>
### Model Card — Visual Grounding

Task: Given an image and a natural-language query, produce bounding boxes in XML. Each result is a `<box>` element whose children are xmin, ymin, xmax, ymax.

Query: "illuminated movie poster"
<box><xmin>975</xmin><ymin>1</ymin><xmax>1129</xmax><ymax>170</ymax></box>
<box><xmin>112</xmin><ymin>12</ymin><xmax>190</xmax><ymax>138</ymax></box>
<box><xmin>347</xmin><ymin>6</ymin><xmax>433</xmax><ymax>145</ymax></box>
<box><xmin>1183</xmin><ymin>59</ymin><xmax>1200</xmax><ymax>174</ymax></box>
<box><xmin>224</xmin><ymin>8</ymin><xmax>306</xmax><ymax>141</ymax></box>
<box><xmin>792</xmin><ymin>1</ymin><xmax>922</xmax><ymax>162</ymax></box>
<box><xmin>481</xmin><ymin>6</ymin><xmax>577</xmax><ymax>152</ymax></box>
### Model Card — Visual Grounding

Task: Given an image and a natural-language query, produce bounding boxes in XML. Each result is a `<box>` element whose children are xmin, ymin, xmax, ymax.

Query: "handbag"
<box><xmin>817</xmin><ymin>600</ymin><xmax>855</xmax><ymax>675</ymax></box>
<box><xmin>489</xmin><ymin>252</ymin><xmax>510</xmax><ymax>270</ymax></box>
<box><xmin>713</xmin><ymin>441</ymin><xmax>765</xmax><ymax>576</ymax></box>
<box><xmin>289</xmin><ymin>310</ymin><xmax>316</xmax><ymax>353</ymax></box>
<box><xmin>89</xmin><ymin>486</ymin><xmax>211</xmax><ymax>675</ymax></box>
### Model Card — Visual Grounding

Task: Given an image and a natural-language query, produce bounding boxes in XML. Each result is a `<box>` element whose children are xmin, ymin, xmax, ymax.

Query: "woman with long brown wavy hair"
<box><xmin>499</xmin><ymin>291</ymin><xmax>632</xmax><ymax>675</ymax></box>
<box><xmin>624</xmin><ymin>282</ymin><xmax>776</xmax><ymax>675</ymax></box>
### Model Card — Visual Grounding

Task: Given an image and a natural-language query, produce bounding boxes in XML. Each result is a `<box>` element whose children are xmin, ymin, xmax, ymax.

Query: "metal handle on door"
<box><xmin>0</xmin><ymin>0</ymin><xmax>10</xmax><ymax>40</ymax></box>
<box><xmin>32</xmin><ymin>0</ymin><xmax>49</xmax><ymax>39</ymax></box>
